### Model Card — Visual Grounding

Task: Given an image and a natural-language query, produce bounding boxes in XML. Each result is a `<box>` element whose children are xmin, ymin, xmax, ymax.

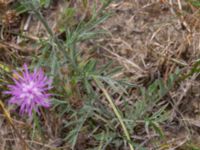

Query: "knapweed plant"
<box><xmin>0</xmin><ymin>0</ymin><xmax>183</xmax><ymax>150</ymax></box>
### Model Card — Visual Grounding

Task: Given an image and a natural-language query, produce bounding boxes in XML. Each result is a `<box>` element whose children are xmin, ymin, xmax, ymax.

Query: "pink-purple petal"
<box><xmin>4</xmin><ymin>64</ymin><xmax>52</xmax><ymax>117</ymax></box>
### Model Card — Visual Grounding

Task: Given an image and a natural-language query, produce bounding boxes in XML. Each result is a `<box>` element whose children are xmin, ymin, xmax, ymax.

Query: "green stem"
<box><xmin>32</xmin><ymin>7</ymin><xmax>81</xmax><ymax>72</ymax></box>
<box><xmin>29</xmin><ymin>4</ymin><xmax>70</xmax><ymax>61</ymax></box>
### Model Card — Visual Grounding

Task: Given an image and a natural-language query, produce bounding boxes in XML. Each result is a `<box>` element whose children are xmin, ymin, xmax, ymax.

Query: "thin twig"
<box><xmin>0</xmin><ymin>100</ymin><xmax>31</xmax><ymax>150</ymax></box>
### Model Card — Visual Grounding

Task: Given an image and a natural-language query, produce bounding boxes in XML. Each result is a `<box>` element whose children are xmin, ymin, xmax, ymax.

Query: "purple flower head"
<box><xmin>4</xmin><ymin>64</ymin><xmax>52</xmax><ymax>117</ymax></box>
